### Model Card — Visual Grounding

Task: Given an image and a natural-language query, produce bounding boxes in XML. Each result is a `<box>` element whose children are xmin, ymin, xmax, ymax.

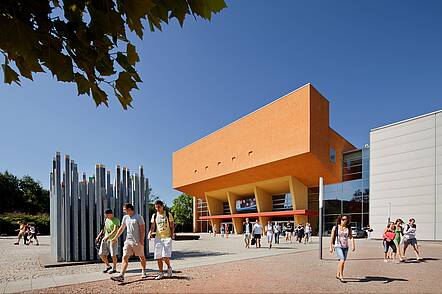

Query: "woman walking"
<box><xmin>330</xmin><ymin>215</ymin><xmax>355</xmax><ymax>283</ymax></box>
<box><xmin>265</xmin><ymin>221</ymin><xmax>274</xmax><ymax>249</ymax></box>
<box><xmin>383</xmin><ymin>222</ymin><xmax>398</xmax><ymax>263</ymax></box>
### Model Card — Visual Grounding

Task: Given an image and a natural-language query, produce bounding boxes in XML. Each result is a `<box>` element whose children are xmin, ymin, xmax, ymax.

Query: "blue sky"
<box><xmin>1</xmin><ymin>0</ymin><xmax>441</xmax><ymax>205</ymax></box>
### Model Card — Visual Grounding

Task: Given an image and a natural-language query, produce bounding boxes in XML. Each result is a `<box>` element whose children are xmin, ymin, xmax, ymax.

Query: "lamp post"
<box><xmin>319</xmin><ymin>177</ymin><xmax>324</xmax><ymax>260</ymax></box>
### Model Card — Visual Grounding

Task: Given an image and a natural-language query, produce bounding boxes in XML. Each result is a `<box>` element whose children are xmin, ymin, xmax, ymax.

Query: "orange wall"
<box><xmin>173</xmin><ymin>83</ymin><xmax>355</xmax><ymax>197</ymax></box>
<box><xmin>173</xmin><ymin>84</ymin><xmax>311</xmax><ymax>189</ymax></box>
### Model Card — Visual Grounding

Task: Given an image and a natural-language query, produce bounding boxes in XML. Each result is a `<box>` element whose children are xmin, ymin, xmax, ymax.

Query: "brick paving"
<box><xmin>20</xmin><ymin>237</ymin><xmax>442</xmax><ymax>293</ymax></box>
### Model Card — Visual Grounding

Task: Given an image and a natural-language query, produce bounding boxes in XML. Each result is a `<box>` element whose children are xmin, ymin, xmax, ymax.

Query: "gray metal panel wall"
<box><xmin>71</xmin><ymin>162</ymin><xmax>79</xmax><ymax>261</ymax></box>
<box><xmin>436</xmin><ymin>112</ymin><xmax>442</xmax><ymax>239</ymax></box>
<box><xmin>370</xmin><ymin>114</ymin><xmax>439</xmax><ymax>240</ymax></box>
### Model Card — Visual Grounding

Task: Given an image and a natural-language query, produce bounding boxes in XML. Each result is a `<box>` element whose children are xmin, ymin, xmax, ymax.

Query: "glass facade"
<box><xmin>320</xmin><ymin>147</ymin><xmax>370</xmax><ymax>235</ymax></box>
<box><xmin>197</xmin><ymin>199</ymin><xmax>211</xmax><ymax>233</ymax></box>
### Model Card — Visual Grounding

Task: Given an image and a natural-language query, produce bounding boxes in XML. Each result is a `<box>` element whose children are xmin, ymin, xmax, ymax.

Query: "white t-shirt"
<box><xmin>266</xmin><ymin>224</ymin><xmax>273</xmax><ymax>234</ymax></box>
<box><xmin>253</xmin><ymin>223</ymin><xmax>263</xmax><ymax>235</ymax></box>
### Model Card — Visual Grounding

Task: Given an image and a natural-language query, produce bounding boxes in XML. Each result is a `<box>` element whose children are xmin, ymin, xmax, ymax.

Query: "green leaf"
<box><xmin>91</xmin><ymin>83</ymin><xmax>109</xmax><ymax>107</ymax></box>
<box><xmin>74</xmin><ymin>73</ymin><xmax>90</xmax><ymax>95</ymax></box>
<box><xmin>127</xmin><ymin>43</ymin><xmax>140</xmax><ymax>65</ymax></box>
<box><xmin>2</xmin><ymin>64</ymin><xmax>20</xmax><ymax>85</ymax></box>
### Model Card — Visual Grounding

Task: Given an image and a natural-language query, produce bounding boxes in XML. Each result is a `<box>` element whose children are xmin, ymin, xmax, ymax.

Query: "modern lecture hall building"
<box><xmin>172</xmin><ymin>83</ymin><xmax>360</xmax><ymax>235</ymax></box>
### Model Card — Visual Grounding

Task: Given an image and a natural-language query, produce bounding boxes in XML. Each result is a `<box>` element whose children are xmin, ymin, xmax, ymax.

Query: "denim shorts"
<box><xmin>335</xmin><ymin>246</ymin><xmax>349</xmax><ymax>261</ymax></box>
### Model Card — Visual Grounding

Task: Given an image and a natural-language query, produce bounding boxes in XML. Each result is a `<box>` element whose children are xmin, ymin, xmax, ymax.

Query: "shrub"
<box><xmin>0</xmin><ymin>213</ymin><xmax>50</xmax><ymax>235</ymax></box>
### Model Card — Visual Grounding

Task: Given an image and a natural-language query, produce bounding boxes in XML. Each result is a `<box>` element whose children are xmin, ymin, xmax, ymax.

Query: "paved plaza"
<box><xmin>1</xmin><ymin>234</ymin><xmax>441</xmax><ymax>293</ymax></box>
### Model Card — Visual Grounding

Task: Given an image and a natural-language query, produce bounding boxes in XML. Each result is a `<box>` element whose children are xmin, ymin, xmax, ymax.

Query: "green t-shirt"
<box><xmin>104</xmin><ymin>217</ymin><xmax>120</xmax><ymax>240</ymax></box>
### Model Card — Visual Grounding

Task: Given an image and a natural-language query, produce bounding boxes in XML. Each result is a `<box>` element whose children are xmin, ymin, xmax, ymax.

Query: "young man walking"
<box><xmin>96</xmin><ymin>209</ymin><xmax>120</xmax><ymax>274</ymax></box>
<box><xmin>110</xmin><ymin>203</ymin><xmax>146</xmax><ymax>283</ymax></box>
<box><xmin>243</xmin><ymin>218</ymin><xmax>253</xmax><ymax>248</ymax></box>
<box><xmin>149</xmin><ymin>200</ymin><xmax>175</xmax><ymax>280</ymax></box>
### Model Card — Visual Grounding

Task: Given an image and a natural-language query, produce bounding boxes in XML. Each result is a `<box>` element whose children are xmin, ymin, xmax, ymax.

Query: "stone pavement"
<box><xmin>28</xmin><ymin>238</ymin><xmax>442</xmax><ymax>294</ymax></box>
<box><xmin>0</xmin><ymin>234</ymin><xmax>316</xmax><ymax>293</ymax></box>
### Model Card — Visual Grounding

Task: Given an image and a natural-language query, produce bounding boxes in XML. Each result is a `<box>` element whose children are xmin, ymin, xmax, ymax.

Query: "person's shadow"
<box><xmin>118</xmin><ymin>275</ymin><xmax>190</xmax><ymax>286</ymax></box>
<box><xmin>345</xmin><ymin>276</ymin><xmax>408</xmax><ymax>284</ymax></box>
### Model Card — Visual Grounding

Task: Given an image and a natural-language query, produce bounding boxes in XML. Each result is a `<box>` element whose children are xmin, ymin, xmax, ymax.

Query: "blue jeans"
<box><xmin>335</xmin><ymin>246</ymin><xmax>349</xmax><ymax>261</ymax></box>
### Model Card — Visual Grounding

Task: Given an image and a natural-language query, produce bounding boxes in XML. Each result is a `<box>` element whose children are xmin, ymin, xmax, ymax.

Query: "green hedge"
<box><xmin>0</xmin><ymin>214</ymin><xmax>49</xmax><ymax>236</ymax></box>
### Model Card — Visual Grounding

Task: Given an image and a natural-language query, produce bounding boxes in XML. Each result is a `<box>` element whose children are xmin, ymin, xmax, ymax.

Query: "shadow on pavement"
<box><xmin>345</xmin><ymin>276</ymin><xmax>408</xmax><ymax>284</ymax></box>
<box><xmin>172</xmin><ymin>250</ymin><xmax>232</xmax><ymax>260</ymax></box>
<box><xmin>126</xmin><ymin>269</ymin><xmax>183</xmax><ymax>274</ymax></box>
<box><xmin>118</xmin><ymin>275</ymin><xmax>190</xmax><ymax>286</ymax></box>
<box><xmin>402</xmin><ymin>257</ymin><xmax>439</xmax><ymax>263</ymax></box>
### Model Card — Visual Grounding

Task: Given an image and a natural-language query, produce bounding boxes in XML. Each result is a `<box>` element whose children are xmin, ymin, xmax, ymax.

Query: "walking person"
<box><xmin>296</xmin><ymin>224</ymin><xmax>305</xmax><ymax>243</ymax></box>
<box><xmin>213</xmin><ymin>223</ymin><xmax>217</xmax><ymax>237</ymax></box>
<box><xmin>394</xmin><ymin>219</ymin><xmax>404</xmax><ymax>261</ymax></box>
<box><xmin>304</xmin><ymin>223</ymin><xmax>312</xmax><ymax>244</ymax></box>
<box><xmin>96</xmin><ymin>209</ymin><xmax>120</xmax><ymax>274</ymax></box>
<box><xmin>265</xmin><ymin>221</ymin><xmax>274</xmax><ymax>249</ymax></box>
<box><xmin>252</xmin><ymin>219</ymin><xmax>263</xmax><ymax>248</ymax></box>
<box><xmin>28</xmin><ymin>224</ymin><xmax>39</xmax><ymax>246</ymax></box>
<box><xmin>274</xmin><ymin>222</ymin><xmax>280</xmax><ymax>244</ymax></box>
<box><xmin>225</xmin><ymin>224</ymin><xmax>229</xmax><ymax>239</ymax></box>
<box><xmin>149</xmin><ymin>200</ymin><xmax>175</xmax><ymax>280</ymax></box>
<box><xmin>285</xmin><ymin>222</ymin><xmax>292</xmax><ymax>243</ymax></box>
<box><xmin>383</xmin><ymin>222</ymin><xmax>398</xmax><ymax>263</ymax></box>
<box><xmin>330</xmin><ymin>215</ymin><xmax>355</xmax><ymax>283</ymax></box>
<box><xmin>220</xmin><ymin>224</ymin><xmax>225</xmax><ymax>238</ymax></box>
<box><xmin>14</xmin><ymin>221</ymin><xmax>27</xmax><ymax>245</ymax></box>
<box><xmin>402</xmin><ymin>218</ymin><xmax>422</xmax><ymax>261</ymax></box>
<box><xmin>243</xmin><ymin>218</ymin><xmax>253</xmax><ymax>248</ymax></box>
<box><xmin>110</xmin><ymin>203</ymin><xmax>146</xmax><ymax>283</ymax></box>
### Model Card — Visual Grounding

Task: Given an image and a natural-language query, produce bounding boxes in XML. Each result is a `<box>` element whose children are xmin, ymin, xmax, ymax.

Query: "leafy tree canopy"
<box><xmin>170</xmin><ymin>193</ymin><xmax>192</xmax><ymax>229</ymax></box>
<box><xmin>0</xmin><ymin>0</ymin><xmax>227</xmax><ymax>109</ymax></box>
<box><xmin>0</xmin><ymin>171</ymin><xmax>49</xmax><ymax>214</ymax></box>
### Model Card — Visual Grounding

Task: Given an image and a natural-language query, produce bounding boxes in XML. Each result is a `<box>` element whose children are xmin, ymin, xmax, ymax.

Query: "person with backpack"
<box><xmin>149</xmin><ymin>200</ymin><xmax>175</xmax><ymax>280</ymax></box>
<box><xmin>383</xmin><ymin>222</ymin><xmax>398</xmax><ymax>263</ymax></box>
<box><xmin>330</xmin><ymin>215</ymin><xmax>355</xmax><ymax>283</ymax></box>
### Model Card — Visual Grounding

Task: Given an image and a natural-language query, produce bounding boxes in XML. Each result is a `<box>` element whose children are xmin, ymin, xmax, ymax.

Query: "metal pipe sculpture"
<box><xmin>50</xmin><ymin>152</ymin><xmax>149</xmax><ymax>262</ymax></box>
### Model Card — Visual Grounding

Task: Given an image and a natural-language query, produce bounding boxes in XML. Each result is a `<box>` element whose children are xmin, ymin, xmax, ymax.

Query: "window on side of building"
<box><xmin>330</xmin><ymin>148</ymin><xmax>336</xmax><ymax>163</ymax></box>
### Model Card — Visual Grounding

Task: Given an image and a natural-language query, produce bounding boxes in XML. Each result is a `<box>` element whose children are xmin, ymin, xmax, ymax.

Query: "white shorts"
<box><xmin>154</xmin><ymin>237</ymin><xmax>172</xmax><ymax>260</ymax></box>
<box><xmin>244</xmin><ymin>233</ymin><xmax>251</xmax><ymax>240</ymax></box>
<box><xmin>266</xmin><ymin>232</ymin><xmax>273</xmax><ymax>242</ymax></box>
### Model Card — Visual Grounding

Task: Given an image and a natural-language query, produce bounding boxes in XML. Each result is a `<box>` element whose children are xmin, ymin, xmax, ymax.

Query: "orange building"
<box><xmin>172</xmin><ymin>83</ymin><xmax>355</xmax><ymax>234</ymax></box>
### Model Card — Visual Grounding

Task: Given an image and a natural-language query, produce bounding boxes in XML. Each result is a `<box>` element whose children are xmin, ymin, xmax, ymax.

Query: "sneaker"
<box><xmin>108</xmin><ymin>269</ymin><xmax>117</xmax><ymax>274</ymax></box>
<box><xmin>14</xmin><ymin>242</ymin><xmax>19</xmax><ymax>245</ymax></box>
<box><xmin>103</xmin><ymin>266</ymin><xmax>112</xmax><ymax>273</ymax></box>
<box><xmin>111</xmin><ymin>275</ymin><xmax>124</xmax><ymax>283</ymax></box>
<box><xmin>384</xmin><ymin>259</ymin><xmax>388</xmax><ymax>263</ymax></box>
<box><xmin>155</xmin><ymin>273</ymin><xmax>164</xmax><ymax>280</ymax></box>
<box><xmin>166</xmin><ymin>268</ymin><xmax>173</xmax><ymax>278</ymax></box>
<box><xmin>141</xmin><ymin>272</ymin><xmax>147</xmax><ymax>279</ymax></box>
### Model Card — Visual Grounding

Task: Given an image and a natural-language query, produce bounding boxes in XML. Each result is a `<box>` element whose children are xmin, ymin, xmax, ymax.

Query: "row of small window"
<box><xmin>193</xmin><ymin>150</ymin><xmax>254</xmax><ymax>174</ymax></box>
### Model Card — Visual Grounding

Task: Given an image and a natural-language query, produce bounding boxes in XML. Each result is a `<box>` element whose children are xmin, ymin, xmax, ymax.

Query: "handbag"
<box><xmin>251</xmin><ymin>237</ymin><xmax>256</xmax><ymax>246</ymax></box>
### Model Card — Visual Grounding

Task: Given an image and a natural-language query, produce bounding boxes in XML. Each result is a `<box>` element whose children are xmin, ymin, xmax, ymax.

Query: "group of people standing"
<box><xmin>383</xmin><ymin>218</ymin><xmax>421</xmax><ymax>263</ymax></box>
<box><xmin>94</xmin><ymin>200</ymin><xmax>175</xmax><ymax>283</ymax></box>
<box><xmin>241</xmin><ymin>218</ymin><xmax>313</xmax><ymax>249</ymax></box>
<box><xmin>14</xmin><ymin>221</ymin><xmax>39</xmax><ymax>246</ymax></box>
